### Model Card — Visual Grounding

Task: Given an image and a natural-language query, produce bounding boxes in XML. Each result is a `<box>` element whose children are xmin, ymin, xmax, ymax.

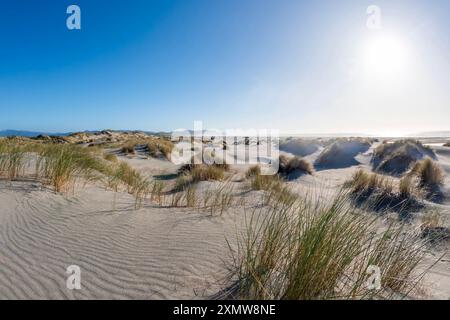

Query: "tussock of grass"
<box><xmin>230</xmin><ymin>191</ymin><xmax>427</xmax><ymax>300</ymax></box>
<box><xmin>420</xmin><ymin>211</ymin><xmax>450</xmax><ymax>244</ymax></box>
<box><xmin>0</xmin><ymin>142</ymin><xmax>27</xmax><ymax>180</ymax></box>
<box><xmin>278</xmin><ymin>154</ymin><xmax>314</xmax><ymax>177</ymax></box>
<box><xmin>408</xmin><ymin>158</ymin><xmax>445</xmax><ymax>201</ymax></box>
<box><xmin>107</xmin><ymin>161</ymin><xmax>152</xmax><ymax>209</ymax></box>
<box><xmin>410</xmin><ymin>158</ymin><xmax>444</xmax><ymax>188</ymax></box>
<box><xmin>249</xmin><ymin>173</ymin><xmax>283</xmax><ymax>192</ymax></box>
<box><xmin>119</xmin><ymin>137</ymin><xmax>174</xmax><ymax>159</ymax></box>
<box><xmin>121</xmin><ymin>141</ymin><xmax>137</xmax><ymax>154</ymax></box>
<box><xmin>247</xmin><ymin>169</ymin><xmax>298</xmax><ymax>208</ymax></box>
<box><xmin>345</xmin><ymin>169</ymin><xmax>422</xmax><ymax>213</ymax></box>
<box><xmin>245</xmin><ymin>165</ymin><xmax>261</xmax><ymax>178</ymax></box>
<box><xmin>191</xmin><ymin>165</ymin><xmax>226</xmax><ymax>181</ymax></box>
<box><xmin>0</xmin><ymin>142</ymin><xmax>157</xmax><ymax>209</ymax></box>
<box><xmin>146</xmin><ymin>138</ymin><xmax>174</xmax><ymax>159</ymax></box>
<box><xmin>103</xmin><ymin>153</ymin><xmax>118</xmax><ymax>162</ymax></box>
<box><xmin>176</xmin><ymin>162</ymin><xmax>229</xmax><ymax>189</ymax></box>
<box><xmin>444</xmin><ymin>142</ymin><xmax>450</xmax><ymax>147</ymax></box>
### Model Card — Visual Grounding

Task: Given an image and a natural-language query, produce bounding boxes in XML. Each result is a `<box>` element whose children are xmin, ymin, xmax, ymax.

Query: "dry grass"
<box><xmin>119</xmin><ymin>137</ymin><xmax>174</xmax><ymax>159</ymax></box>
<box><xmin>249</xmin><ymin>173</ymin><xmax>283</xmax><ymax>192</ymax></box>
<box><xmin>121</xmin><ymin>141</ymin><xmax>137</xmax><ymax>154</ymax></box>
<box><xmin>345</xmin><ymin>169</ymin><xmax>422</xmax><ymax>213</ymax></box>
<box><xmin>0</xmin><ymin>142</ymin><xmax>27</xmax><ymax>180</ymax></box>
<box><xmin>444</xmin><ymin>142</ymin><xmax>450</xmax><ymax>147</ymax></box>
<box><xmin>278</xmin><ymin>154</ymin><xmax>314</xmax><ymax>177</ymax></box>
<box><xmin>410</xmin><ymin>158</ymin><xmax>444</xmax><ymax>188</ymax></box>
<box><xmin>175</xmin><ymin>162</ymin><xmax>229</xmax><ymax>190</ymax></box>
<box><xmin>146</xmin><ymin>137</ymin><xmax>174</xmax><ymax>159</ymax></box>
<box><xmin>247</xmin><ymin>169</ymin><xmax>298</xmax><ymax>208</ymax></box>
<box><xmin>230</xmin><ymin>190</ymin><xmax>428</xmax><ymax>300</ymax></box>
<box><xmin>420</xmin><ymin>211</ymin><xmax>450</xmax><ymax>244</ymax></box>
<box><xmin>0</xmin><ymin>142</ymin><xmax>158</xmax><ymax>209</ymax></box>
<box><xmin>245</xmin><ymin>165</ymin><xmax>261</xmax><ymax>178</ymax></box>
<box><xmin>35</xmin><ymin>144</ymin><xmax>110</xmax><ymax>193</ymax></box>
<box><xmin>103</xmin><ymin>153</ymin><xmax>118</xmax><ymax>162</ymax></box>
<box><xmin>421</xmin><ymin>211</ymin><xmax>442</xmax><ymax>229</ymax></box>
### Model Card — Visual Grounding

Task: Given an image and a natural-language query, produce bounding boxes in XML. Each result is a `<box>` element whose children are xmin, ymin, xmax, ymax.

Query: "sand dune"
<box><xmin>0</xmin><ymin>135</ymin><xmax>449</xmax><ymax>299</ymax></box>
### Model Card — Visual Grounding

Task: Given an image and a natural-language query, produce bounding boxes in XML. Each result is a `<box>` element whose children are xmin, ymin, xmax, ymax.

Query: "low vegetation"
<box><xmin>121</xmin><ymin>141</ymin><xmax>137</xmax><ymax>154</ymax></box>
<box><xmin>444</xmin><ymin>142</ymin><xmax>450</xmax><ymax>147</ymax></box>
<box><xmin>409</xmin><ymin>158</ymin><xmax>444</xmax><ymax>188</ymax></box>
<box><xmin>230</xmin><ymin>191</ymin><xmax>427</xmax><ymax>299</ymax></box>
<box><xmin>145</xmin><ymin>137</ymin><xmax>174</xmax><ymax>159</ymax></box>
<box><xmin>345</xmin><ymin>169</ymin><xmax>422</xmax><ymax>213</ymax></box>
<box><xmin>245</xmin><ymin>165</ymin><xmax>261</xmax><ymax>178</ymax></box>
<box><xmin>246</xmin><ymin>166</ymin><xmax>298</xmax><ymax>208</ymax></box>
<box><xmin>278</xmin><ymin>154</ymin><xmax>314</xmax><ymax>177</ymax></box>
<box><xmin>420</xmin><ymin>211</ymin><xmax>450</xmax><ymax>244</ymax></box>
<box><xmin>103</xmin><ymin>153</ymin><xmax>118</xmax><ymax>162</ymax></box>
<box><xmin>0</xmin><ymin>141</ymin><xmax>154</xmax><ymax>209</ymax></box>
<box><xmin>175</xmin><ymin>162</ymin><xmax>229</xmax><ymax>191</ymax></box>
<box><xmin>120</xmin><ymin>137</ymin><xmax>174</xmax><ymax>159</ymax></box>
<box><xmin>0</xmin><ymin>141</ymin><xmax>27</xmax><ymax>180</ymax></box>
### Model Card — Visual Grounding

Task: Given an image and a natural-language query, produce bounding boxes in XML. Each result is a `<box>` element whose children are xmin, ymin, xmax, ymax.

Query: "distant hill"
<box><xmin>0</xmin><ymin>129</ymin><xmax>171</xmax><ymax>138</ymax></box>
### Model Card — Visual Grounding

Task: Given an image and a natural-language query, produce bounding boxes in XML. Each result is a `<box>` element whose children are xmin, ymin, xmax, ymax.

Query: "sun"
<box><xmin>362</xmin><ymin>33</ymin><xmax>410</xmax><ymax>78</ymax></box>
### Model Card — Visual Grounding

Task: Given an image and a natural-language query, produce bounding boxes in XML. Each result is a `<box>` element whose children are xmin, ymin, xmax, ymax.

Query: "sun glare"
<box><xmin>362</xmin><ymin>34</ymin><xmax>410</xmax><ymax>78</ymax></box>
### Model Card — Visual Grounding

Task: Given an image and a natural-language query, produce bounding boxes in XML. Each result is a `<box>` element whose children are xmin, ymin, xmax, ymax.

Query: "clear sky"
<box><xmin>1</xmin><ymin>0</ymin><xmax>449</xmax><ymax>135</ymax></box>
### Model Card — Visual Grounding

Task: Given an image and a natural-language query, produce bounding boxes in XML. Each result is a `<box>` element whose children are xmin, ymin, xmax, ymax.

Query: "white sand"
<box><xmin>0</xmin><ymin>140</ymin><xmax>449</xmax><ymax>300</ymax></box>
<box><xmin>0</xmin><ymin>181</ymin><xmax>254</xmax><ymax>299</ymax></box>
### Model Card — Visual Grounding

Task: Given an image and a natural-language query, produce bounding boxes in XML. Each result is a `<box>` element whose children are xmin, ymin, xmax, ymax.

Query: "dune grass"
<box><xmin>345</xmin><ymin>169</ymin><xmax>422</xmax><ymax>213</ymax></box>
<box><xmin>230</xmin><ymin>190</ymin><xmax>427</xmax><ymax>300</ymax></box>
<box><xmin>444</xmin><ymin>142</ymin><xmax>450</xmax><ymax>147</ymax></box>
<box><xmin>0</xmin><ymin>142</ymin><xmax>27</xmax><ymax>180</ymax></box>
<box><xmin>119</xmin><ymin>137</ymin><xmax>174</xmax><ymax>159</ymax></box>
<box><xmin>103</xmin><ymin>153</ymin><xmax>118</xmax><ymax>162</ymax></box>
<box><xmin>278</xmin><ymin>154</ymin><xmax>314</xmax><ymax>177</ymax></box>
<box><xmin>146</xmin><ymin>137</ymin><xmax>174</xmax><ymax>159</ymax></box>
<box><xmin>174</xmin><ymin>162</ymin><xmax>229</xmax><ymax>192</ymax></box>
<box><xmin>245</xmin><ymin>165</ymin><xmax>261</xmax><ymax>178</ymax></box>
<box><xmin>35</xmin><ymin>144</ymin><xmax>113</xmax><ymax>193</ymax></box>
<box><xmin>121</xmin><ymin>141</ymin><xmax>137</xmax><ymax>154</ymax></box>
<box><xmin>1</xmin><ymin>142</ymin><xmax>153</xmax><ymax>208</ymax></box>
<box><xmin>409</xmin><ymin>158</ymin><xmax>444</xmax><ymax>188</ymax></box>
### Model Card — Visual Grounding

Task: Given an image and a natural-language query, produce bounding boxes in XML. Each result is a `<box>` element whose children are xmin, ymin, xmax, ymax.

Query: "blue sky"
<box><xmin>1</xmin><ymin>0</ymin><xmax>449</xmax><ymax>135</ymax></box>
